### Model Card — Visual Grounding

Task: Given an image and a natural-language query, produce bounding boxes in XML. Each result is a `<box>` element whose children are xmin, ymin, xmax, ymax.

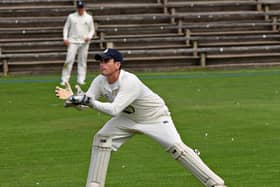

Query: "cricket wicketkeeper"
<box><xmin>55</xmin><ymin>48</ymin><xmax>227</xmax><ymax>187</ymax></box>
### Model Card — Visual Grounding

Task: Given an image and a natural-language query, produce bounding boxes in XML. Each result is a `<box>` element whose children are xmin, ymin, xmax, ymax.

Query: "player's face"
<box><xmin>99</xmin><ymin>59</ymin><xmax>120</xmax><ymax>76</ymax></box>
<box><xmin>77</xmin><ymin>8</ymin><xmax>85</xmax><ymax>16</ymax></box>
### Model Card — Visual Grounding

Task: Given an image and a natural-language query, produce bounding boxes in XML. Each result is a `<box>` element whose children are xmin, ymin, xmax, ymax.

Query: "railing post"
<box><xmin>200</xmin><ymin>53</ymin><xmax>206</xmax><ymax>67</ymax></box>
<box><xmin>178</xmin><ymin>19</ymin><xmax>183</xmax><ymax>34</ymax></box>
<box><xmin>170</xmin><ymin>8</ymin><xmax>176</xmax><ymax>24</ymax></box>
<box><xmin>106</xmin><ymin>42</ymin><xmax>114</xmax><ymax>48</ymax></box>
<box><xmin>185</xmin><ymin>29</ymin><xmax>191</xmax><ymax>47</ymax></box>
<box><xmin>3</xmin><ymin>59</ymin><xmax>8</xmax><ymax>77</ymax></box>
<box><xmin>256</xmin><ymin>0</ymin><xmax>262</xmax><ymax>11</ymax></box>
<box><xmin>193</xmin><ymin>41</ymin><xmax>198</xmax><ymax>57</ymax></box>
<box><xmin>272</xmin><ymin>17</ymin><xmax>278</xmax><ymax>31</ymax></box>
<box><xmin>264</xmin><ymin>5</ymin><xmax>270</xmax><ymax>21</ymax></box>
<box><xmin>163</xmin><ymin>0</ymin><xmax>168</xmax><ymax>14</ymax></box>
<box><xmin>99</xmin><ymin>32</ymin><xmax>104</xmax><ymax>49</ymax></box>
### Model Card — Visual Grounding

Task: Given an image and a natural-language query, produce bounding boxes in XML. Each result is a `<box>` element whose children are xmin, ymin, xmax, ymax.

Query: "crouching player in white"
<box><xmin>55</xmin><ymin>48</ymin><xmax>227</xmax><ymax>187</ymax></box>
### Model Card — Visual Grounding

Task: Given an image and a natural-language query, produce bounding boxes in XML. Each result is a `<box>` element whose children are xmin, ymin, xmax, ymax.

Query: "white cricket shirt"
<box><xmin>86</xmin><ymin>70</ymin><xmax>170</xmax><ymax>122</ymax></box>
<box><xmin>63</xmin><ymin>12</ymin><xmax>95</xmax><ymax>44</ymax></box>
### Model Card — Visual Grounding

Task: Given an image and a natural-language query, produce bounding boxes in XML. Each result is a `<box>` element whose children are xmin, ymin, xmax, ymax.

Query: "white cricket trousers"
<box><xmin>87</xmin><ymin>115</ymin><xmax>225</xmax><ymax>187</ymax></box>
<box><xmin>97</xmin><ymin>115</ymin><xmax>182</xmax><ymax>151</ymax></box>
<box><xmin>61</xmin><ymin>43</ymin><xmax>89</xmax><ymax>84</ymax></box>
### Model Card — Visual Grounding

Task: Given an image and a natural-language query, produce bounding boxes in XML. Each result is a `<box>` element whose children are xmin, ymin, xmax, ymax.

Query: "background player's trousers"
<box><xmin>61</xmin><ymin>43</ymin><xmax>89</xmax><ymax>84</ymax></box>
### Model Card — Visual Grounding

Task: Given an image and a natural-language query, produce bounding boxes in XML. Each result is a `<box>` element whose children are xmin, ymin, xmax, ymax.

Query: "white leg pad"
<box><xmin>86</xmin><ymin>134</ymin><xmax>112</xmax><ymax>187</ymax></box>
<box><xmin>168</xmin><ymin>143</ymin><xmax>225</xmax><ymax>187</ymax></box>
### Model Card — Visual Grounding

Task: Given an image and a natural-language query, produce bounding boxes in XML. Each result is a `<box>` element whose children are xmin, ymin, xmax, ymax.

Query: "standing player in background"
<box><xmin>61</xmin><ymin>0</ymin><xmax>95</xmax><ymax>86</ymax></box>
<box><xmin>55</xmin><ymin>49</ymin><xmax>227</xmax><ymax>187</ymax></box>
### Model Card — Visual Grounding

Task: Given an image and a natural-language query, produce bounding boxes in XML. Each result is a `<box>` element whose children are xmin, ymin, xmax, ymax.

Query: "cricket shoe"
<box><xmin>77</xmin><ymin>81</ymin><xmax>86</xmax><ymax>85</ymax></box>
<box><xmin>60</xmin><ymin>81</ymin><xmax>66</xmax><ymax>86</ymax></box>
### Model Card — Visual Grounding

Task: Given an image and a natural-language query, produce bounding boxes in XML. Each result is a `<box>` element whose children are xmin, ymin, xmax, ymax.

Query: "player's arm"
<box><xmin>63</xmin><ymin>15</ymin><xmax>70</xmax><ymax>46</ymax></box>
<box><xmin>56</xmin><ymin>77</ymin><xmax>141</xmax><ymax>116</ymax></box>
<box><xmin>90</xmin><ymin>78</ymin><xmax>141</xmax><ymax>116</ymax></box>
<box><xmin>86</xmin><ymin>16</ymin><xmax>95</xmax><ymax>42</ymax></box>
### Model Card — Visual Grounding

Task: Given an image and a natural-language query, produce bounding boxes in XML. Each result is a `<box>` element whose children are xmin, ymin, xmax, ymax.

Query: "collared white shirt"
<box><xmin>63</xmin><ymin>12</ymin><xmax>95</xmax><ymax>44</ymax></box>
<box><xmin>86</xmin><ymin>70</ymin><xmax>170</xmax><ymax>123</ymax></box>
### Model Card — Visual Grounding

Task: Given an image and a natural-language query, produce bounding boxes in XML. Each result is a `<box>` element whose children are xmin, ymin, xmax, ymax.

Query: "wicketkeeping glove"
<box><xmin>55</xmin><ymin>82</ymin><xmax>74</xmax><ymax>100</ymax></box>
<box><xmin>64</xmin><ymin>85</ymin><xmax>92</xmax><ymax>109</ymax></box>
<box><xmin>68</xmin><ymin>94</ymin><xmax>91</xmax><ymax>105</ymax></box>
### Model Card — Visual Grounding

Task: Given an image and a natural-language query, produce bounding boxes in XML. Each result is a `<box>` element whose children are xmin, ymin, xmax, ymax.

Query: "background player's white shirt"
<box><xmin>86</xmin><ymin>70</ymin><xmax>170</xmax><ymax>123</ymax></box>
<box><xmin>63</xmin><ymin>12</ymin><xmax>95</xmax><ymax>44</ymax></box>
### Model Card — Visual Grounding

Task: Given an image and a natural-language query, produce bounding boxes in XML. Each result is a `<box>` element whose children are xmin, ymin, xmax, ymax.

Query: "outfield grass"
<box><xmin>1</xmin><ymin>68</ymin><xmax>280</xmax><ymax>187</ymax></box>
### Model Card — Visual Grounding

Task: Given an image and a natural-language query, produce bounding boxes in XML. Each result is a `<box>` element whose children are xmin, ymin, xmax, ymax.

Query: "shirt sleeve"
<box><xmin>87</xmin><ymin>16</ymin><xmax>95</xmax><ymax>39</ymax></box>
<box><xmin>63</xmin><ymin>15</ymin><xmax>71</xmax><ymax>40</ymax></box>
<box><xmin>91</xmin><ymin>77</ymin><xmax>141</xmax><ymax>116</ymax></box>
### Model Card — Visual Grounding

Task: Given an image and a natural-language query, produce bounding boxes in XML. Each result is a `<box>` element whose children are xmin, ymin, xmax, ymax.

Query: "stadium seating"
<box><xmin>0</xmin><ymin>0</ymin><xmax>280</xmax><ymax>75</ymax></box>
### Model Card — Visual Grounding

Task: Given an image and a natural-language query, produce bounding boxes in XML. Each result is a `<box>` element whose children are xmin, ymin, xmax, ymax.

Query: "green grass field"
<box><xmin>1</xmin><ymin>68</ymin><xmax>280</xmax><ymax>187</ymax></box>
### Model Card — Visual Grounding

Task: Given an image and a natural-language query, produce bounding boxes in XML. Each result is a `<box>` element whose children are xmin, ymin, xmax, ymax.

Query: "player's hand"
<box><xmin>85</xmin><ymin>37</ymin><xmax>91</xmax><ymax>42</ymax></box>
<box><xmin>55</xmin><ymin>82</ymin><xmax>73</xmax><ymax>100</ymax></box>
<box><xmin>63</xmin><ymin>39</ymin><xmax>70</xmax><ymax>46</ymax></box>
